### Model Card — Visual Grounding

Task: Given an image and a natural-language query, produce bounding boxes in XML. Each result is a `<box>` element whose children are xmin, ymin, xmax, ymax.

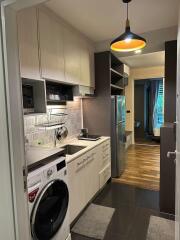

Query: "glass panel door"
<box><xmin>31</xmin><ymin>180</ymin><xmax>69</xmax><ymax>240</ymax></box>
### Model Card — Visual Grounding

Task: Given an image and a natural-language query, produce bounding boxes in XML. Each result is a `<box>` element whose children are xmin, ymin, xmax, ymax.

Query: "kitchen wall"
<box><xmin>125</xmin><ymin>65</ymin><xmax>165</xmax><ymax>143</ymax></box>
<box><xmin>24</xmin><ymin>99</ymin><xmax>82</xmax><ymax>146</ymax></box>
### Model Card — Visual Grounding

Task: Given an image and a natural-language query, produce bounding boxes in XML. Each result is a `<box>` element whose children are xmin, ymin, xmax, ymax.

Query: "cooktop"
<box><xmin>78</xmin><ymin>134</ymin><xmax>101</xmax><ymax>141</ymax></box>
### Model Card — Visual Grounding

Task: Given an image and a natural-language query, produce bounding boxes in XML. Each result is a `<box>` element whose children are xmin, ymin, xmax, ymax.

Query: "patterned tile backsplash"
<box><xmin>24</xmin><ymin>99</ymin><xmax>82</xmax><ymax>146</ymax></box>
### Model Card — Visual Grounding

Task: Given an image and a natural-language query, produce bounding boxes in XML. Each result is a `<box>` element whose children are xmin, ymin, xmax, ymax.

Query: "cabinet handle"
<box><xmin>77</xmin><ymin>160</ymin><xmax>84</xmax><ymax>166</ymax></box>
<box><xmin>86</xmin><ymin>157</ymin><xmax>94</xmax><ymax>164</ymax></box>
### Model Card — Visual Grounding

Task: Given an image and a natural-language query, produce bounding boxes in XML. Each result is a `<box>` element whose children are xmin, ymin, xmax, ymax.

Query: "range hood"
<box><xmin>73</xmin><ymin>85</ymin><xmax>95</xmax><ymax>98</ymax></box>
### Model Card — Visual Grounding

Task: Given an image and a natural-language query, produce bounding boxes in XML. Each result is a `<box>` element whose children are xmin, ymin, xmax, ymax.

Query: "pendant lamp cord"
<box><xmin>126</xmin><ymin>2</ymin><xmax>130</xmax><ymax>30</ymax></box>
<box><xmin>127</xmin><ymin>2</ymin><xmax>129</xmax><ymax>20</ymax></box>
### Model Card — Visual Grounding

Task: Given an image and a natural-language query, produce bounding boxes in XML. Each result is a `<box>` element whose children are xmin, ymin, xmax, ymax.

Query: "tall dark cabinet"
<box><xmin>82</xmin><ymin>51</ymin><xmax>126</xmax><ymax>136</ymax></box>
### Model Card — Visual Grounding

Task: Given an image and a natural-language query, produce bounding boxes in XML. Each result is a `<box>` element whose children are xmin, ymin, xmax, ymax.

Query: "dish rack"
<box><xmin>36</xmin><ymin>106</ymin><xmax>68</xmax><ymax>130</ymax></box>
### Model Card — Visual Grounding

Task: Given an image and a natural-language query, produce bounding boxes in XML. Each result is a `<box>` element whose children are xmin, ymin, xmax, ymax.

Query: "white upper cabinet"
<box><xmin>17</xmin><ymin>7</ymin><xmax>95</xmax><ymax>88</ymax></box>
<box><xmin>79</xmin><ymin>38</ymin><xmax>91</xmax><ymax>87</ymax></box>
<box><xmin>38</xmin><ymin>9</ymin><xmax>65</xmax><ymax>82</ymax></box>
<box><xmin>63</xmin><ymin>28</ymin><xmax>81</xmax><ymax>85</ymax></box>
<box><xmin>17</xmin><ymin>7</ymin><xmax>40</xmax><ymax>80</ymax></box>
<box><xmin>88</xmin><ymin>43</ymin><xmax>95</xmax><ymax>88</ymax></box>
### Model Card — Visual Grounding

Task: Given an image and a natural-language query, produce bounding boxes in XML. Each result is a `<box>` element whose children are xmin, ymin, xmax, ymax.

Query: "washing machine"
<box><xmin>27</xmin><ymin>156</ymin><xmax>71</xmax><ymax>240</ymax></box>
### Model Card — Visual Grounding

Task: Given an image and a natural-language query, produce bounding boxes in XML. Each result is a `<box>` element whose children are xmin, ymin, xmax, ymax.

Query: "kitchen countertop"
<box><xmin>62</xmin><ymin>136</ymin><xmax>110</xmax><ymax>164</ymax></box>
<box><xmin>26</xmin><ymin>136</ymin><xmax>110</xmax><ymax>168</ymax></box>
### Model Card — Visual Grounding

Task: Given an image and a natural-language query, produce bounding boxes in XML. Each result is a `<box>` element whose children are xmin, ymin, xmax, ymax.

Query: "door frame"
<box><xmin>175</xmin><ymin>4</ymin><xmax>180</xmax><ymax>240</ymax></box>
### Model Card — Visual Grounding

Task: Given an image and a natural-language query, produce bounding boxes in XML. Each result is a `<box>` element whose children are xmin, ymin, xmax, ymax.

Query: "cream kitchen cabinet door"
<box><xmin>63</xmin><ymin>28</ymin><xmax>81</xmax><ymax>85</ymax></box>
<box><xmin>67</xmin><ymin>148</ymin><xmax>99</xmax><ymax>223</ymax></box>
<box><xmin>88</xmin><ymin>43</ymin><xmax>95</xmax><ymax>88</ymax></box>
<box><xmin>84</xmin><ymin>148</ymin><xmax>100</xmax><ymax>201</ymax></box>
<box><xmin>67</xmin><ymin>154</ymin><xmax>87</xmax><ymax>223</ymax></box>
<box><xmin>38</xmin><ymin>9</ymin><xmax>65</xmax><ymax>82</ymax></box>
<box><xmin>79</xmin><ymin>38</ymin><xmax>91</xmax><ymax>87</ymax></box>
<box><xmin>99</xmin><ymin>140</ymin><xmax>111</xmax><ymax>172</ymax></box>
<box><xmin>98</xmin><ymin>139</ymin><xmax>111</xmax><ymax>189</ymax></box>
<box><xmin>17</xmin><ymin>7</ymin><xmax>40</xmax><ymax>80</ymax></box>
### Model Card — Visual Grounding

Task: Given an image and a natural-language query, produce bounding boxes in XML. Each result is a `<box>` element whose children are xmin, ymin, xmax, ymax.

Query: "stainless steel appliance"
<box><xmin>111</xmin><ymin>95</ymin><xmax>126</xmax><ymax>177</ymax></box>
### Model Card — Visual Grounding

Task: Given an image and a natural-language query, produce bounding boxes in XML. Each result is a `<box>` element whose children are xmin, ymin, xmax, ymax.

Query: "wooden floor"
<box><xmin>113</xmin><ymin>144</ymin><xmax>160</xmax><ymax>191</ymax></box>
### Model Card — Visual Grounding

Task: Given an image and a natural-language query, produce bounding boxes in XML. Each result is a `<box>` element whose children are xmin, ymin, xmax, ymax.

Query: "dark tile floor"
<box><xmin>71</xmin><ymin>182</ymin><xmax>174</xmax><ymax>240</ymax></box>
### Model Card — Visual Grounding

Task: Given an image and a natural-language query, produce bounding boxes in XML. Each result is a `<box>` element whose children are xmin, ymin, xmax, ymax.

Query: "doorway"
<box><xmin>115</xmin><ymin>77</ymin><xmax>165</xmax><ymax>191</ymax></box>
<box><xmin>134</xmin><ymin>78</ymin><xmax>164</xmax><ymax>145</ymax></box>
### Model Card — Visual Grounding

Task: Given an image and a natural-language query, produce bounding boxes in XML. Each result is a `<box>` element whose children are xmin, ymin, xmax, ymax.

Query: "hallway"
<box><xmin>72</xmin><ymin>182</ymin><xmax>174</xmax><ymax>240</ymax></box>
<box><xmin>113</xmin><ymin>144</ymin><xmax>160</xmax><ymax>191</ymax></box>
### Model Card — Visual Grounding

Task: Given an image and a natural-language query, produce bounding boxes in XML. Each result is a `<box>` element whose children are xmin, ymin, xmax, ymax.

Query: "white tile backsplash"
<box><xmin>24</xmin><ymin>100</ymin><xmax>82</xmax><ymax>146</ymax></box>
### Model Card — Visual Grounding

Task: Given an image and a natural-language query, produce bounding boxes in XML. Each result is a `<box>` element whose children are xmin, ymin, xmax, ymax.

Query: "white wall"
<box><xmin>125</xmin><ymin>65</ymin><xmax>165</xmax><ymax>143</ymax></box>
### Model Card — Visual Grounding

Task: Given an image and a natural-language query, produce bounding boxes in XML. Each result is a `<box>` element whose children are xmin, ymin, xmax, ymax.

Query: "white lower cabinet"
<box><xmin>99</xmin><ymin>164</ymin><xmax>111</xmax><ymax>189</ymax></box>
<box><xmin>67</xmin><ymin>154</ymin><xmax>87</xmax><ymax>223</ymax></box>
<box><xmin>84</xmin><ymin>148</ymin><xmax>99</xmax><ymax>201</ymax></box>
<box><xmin>67</xmin><ymin>139</ymin><xmax>111</xmax><ymax>223</ymax></box>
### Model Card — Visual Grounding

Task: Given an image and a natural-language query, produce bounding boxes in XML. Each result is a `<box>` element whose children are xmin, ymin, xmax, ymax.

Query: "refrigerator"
<box><xmin>111</xmin><ymin>95</ymin><xmax>126</xmax><ymax>177</ymax></box>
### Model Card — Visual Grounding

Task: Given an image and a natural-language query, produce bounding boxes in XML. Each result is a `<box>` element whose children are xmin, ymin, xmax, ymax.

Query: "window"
<box><xmin>153</xmin><ymin>79</ymin><xmax>164</xmax><ymax>129</ymax></box>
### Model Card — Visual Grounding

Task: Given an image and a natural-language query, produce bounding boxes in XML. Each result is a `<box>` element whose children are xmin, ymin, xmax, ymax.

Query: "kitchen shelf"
<box><xmin>47</xmin><ymin>99</ymin><xmax>66</xmax><ymax>104</ymax></box>
<box><xmin>49</xmin><ymin>113</ymin><xmax>68</xmax><ymax>117</ymax></box>
<box><xmin>22</xmin><ymin>78</ymin><xmax>47</xmax><ymax>115</ymax></box>
<box><xmin>36</xmin><ymin>122</ymin><xmax>65</xmax><ymax>130</ymax></box>
<box><xmin>110</xmin><ymin>68</ymin><xmax>124</xmax><ymax>78</ymax></box>
<box><xmin>111</xmin><ymin>84</ymin><xmax>124</xmax><ymax>90</ymax></box>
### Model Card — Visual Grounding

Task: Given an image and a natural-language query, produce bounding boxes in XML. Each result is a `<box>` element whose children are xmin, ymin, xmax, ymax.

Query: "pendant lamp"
<box><xmin>110</xmin><ymin>0</ymin><xmax>146</xmax><ymax>52</ymax></box>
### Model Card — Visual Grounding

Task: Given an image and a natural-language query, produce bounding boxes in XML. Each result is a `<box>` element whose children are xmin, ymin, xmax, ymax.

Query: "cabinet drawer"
<box><xmin>101</xmin><ymin>154</ymin><xmax>111</xmax><ymax>169</ymax></box>
<box><xmin>99</xmin><ymin>140</ymin><xmax>111</xmax><ymax>170</ymax></box>
<box><xmin>99</xmin><ymin>163</ymin><xmax>111</xmax><ymax>189</ymax></box>
<box><xmin>101</xmin><ymin>141</ymin><xmax>111</xmax><ymax>154</ymax></box>
<box><xmin>75</xmin><ymin>150</ymin><xmax>96</xmax><ymax>172</ymax></box>
<box><xmin>75</xmin><ymin>155</ymin><xmax>87</xmax><ymax>172</ymax></box>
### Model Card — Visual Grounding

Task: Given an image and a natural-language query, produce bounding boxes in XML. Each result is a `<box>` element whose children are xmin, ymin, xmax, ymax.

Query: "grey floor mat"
<box><xmin>146</xmin><ymin>216</ymin><xmax>175</xmax><ymax>240</ymax></box>
<box><xmin>72</xmin><ymin>203</ymin><xmax>115</xmax><ymax>239</ymax></box>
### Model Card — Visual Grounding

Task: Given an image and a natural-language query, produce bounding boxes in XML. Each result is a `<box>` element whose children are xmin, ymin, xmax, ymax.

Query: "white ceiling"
<box><xmin>120</xmin><ymin>51</ymin><xmax>165</xmax><ymax>68</ymax></box>
<box><xmin>45</xmin><ymin>0</ymin><xmax>179</xmax><ymax>42</ymax></box>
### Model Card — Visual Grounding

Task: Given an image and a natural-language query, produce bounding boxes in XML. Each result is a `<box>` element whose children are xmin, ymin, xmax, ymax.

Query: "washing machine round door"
<box><xmin>31</xmin><ymin>179</ymin><xmax>69</xmax><ymax>240</ymax></box>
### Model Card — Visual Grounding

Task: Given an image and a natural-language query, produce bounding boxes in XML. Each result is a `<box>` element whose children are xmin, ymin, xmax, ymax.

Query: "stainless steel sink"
<box><xmin>62</xmin><ymin>145</ymin><xmax>86</xmax><ymax>155</ymax></box>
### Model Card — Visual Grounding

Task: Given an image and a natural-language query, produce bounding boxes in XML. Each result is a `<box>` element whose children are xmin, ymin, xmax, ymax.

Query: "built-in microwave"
<box><xmin>22</xmin><ymin>84</ymin><xmax>35</xmax><ymax>114</ymax></box>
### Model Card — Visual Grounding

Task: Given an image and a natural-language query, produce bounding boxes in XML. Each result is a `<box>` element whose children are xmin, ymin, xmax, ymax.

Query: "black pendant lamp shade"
<box><xmin>110</xmin><ymin>0</ymin><xmax>146</xmax><ymax>52</ymax></box>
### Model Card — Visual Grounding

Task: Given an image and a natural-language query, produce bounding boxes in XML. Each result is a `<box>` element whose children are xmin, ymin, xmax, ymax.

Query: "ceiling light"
<box><xmin>135</xmin><ymin>49</ymin><xmax>142</xmax><ymax>54</ymax></box>
<box><xmin>125</xmin><ymin>38</ymin><xmax>132</xmax><ymax>43</ymax></box>
<box><xmin>110</xmin><ymin>0</ymin><xmax>146</xmax><ymax>52</ymax></box>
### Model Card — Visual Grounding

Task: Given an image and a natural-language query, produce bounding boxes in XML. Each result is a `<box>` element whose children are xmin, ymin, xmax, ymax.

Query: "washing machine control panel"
<box><xmin>44</xmin><ymin>166</ymin><xmax>56</xmax><ymax>179</ymax></box>
<box><xmin>47</xmin><ymin>168</ymin><xmax>53</xmax><ymax>177</ymax></box>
